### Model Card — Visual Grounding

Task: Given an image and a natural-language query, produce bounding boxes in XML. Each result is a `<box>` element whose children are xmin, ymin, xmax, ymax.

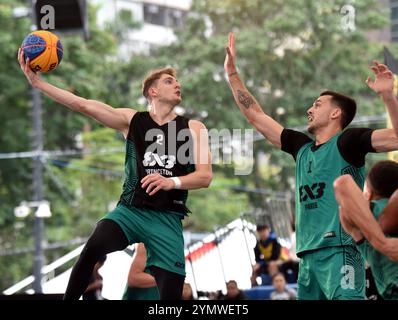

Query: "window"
<box><xmin>143</xmin><ymin>4</ymin><xmax>186</xmax><ymax>28</ymax></box>
<box><xmin>143</xmin><ymin>4</ymin><xmax>165</xmax><ymax>26</ymax></box>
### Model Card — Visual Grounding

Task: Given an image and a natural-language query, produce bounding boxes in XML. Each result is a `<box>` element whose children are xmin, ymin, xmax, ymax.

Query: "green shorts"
<box><xmin>297</xmin><ymin>246</ymin><xmax>365</xmax><ymax>300</ymax></box>
<box><xmin>102</xmin><ymin>204</ymin><xmax>186</xmax><ymax>276</ymax></box>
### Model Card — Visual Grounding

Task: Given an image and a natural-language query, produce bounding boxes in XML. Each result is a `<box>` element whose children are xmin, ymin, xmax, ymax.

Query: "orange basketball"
<box><xmin>21</xmin><ymin>30</ymin><xmax>63</xmax><ymax>73</ymax></box>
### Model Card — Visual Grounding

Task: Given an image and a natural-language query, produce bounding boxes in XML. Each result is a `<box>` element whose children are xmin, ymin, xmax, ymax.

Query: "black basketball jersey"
<box><xmin>118</xmin><ymin>111</ymin><xmax>195</xmax><ymax>214</ymax></box>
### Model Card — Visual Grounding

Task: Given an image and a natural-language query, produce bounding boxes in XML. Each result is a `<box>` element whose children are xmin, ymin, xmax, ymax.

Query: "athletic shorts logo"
<box><xmin>174</xmin><ymin>261</ymin><xmax>184</xmax><ymax>269</ymax></box>
<box><xmin>324</xmin><ymin>231</ymin><xmax>336</xmax><ymax>238</ymax></box>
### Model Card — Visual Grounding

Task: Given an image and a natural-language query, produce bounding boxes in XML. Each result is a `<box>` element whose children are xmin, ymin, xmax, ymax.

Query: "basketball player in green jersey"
<box><xmin>18</xmin><ymin>50</ymin><xmax>212</xmax><ymax>300</ymax></box>
<box><xmin>334</xmin><ymin>161</ymin><xmax>398</xmax><ymax>299</ymax></box>
<box><xmin>122</xmin><ymin>243</ymin><xmax>160</xmax><ymax>300</ymax></box>
<box><xmin>224</xmin><ymin>32</ymin><xmax>398</xmax><ymax>299</ymax></box>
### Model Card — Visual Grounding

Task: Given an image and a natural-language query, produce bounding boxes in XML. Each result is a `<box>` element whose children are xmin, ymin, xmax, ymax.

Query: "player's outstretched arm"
<box><xmin>367</xmin><ymin>61</ymin><xmax>398</xmax><ymax>136</ymax></box>
<box><xmin>18</xmin><ymin>48</ymin><xmax>135</xmax><ymax>136</ymax></box>
<box><xmin>224</xmin><ymin>32</ymin><xmax>284</xmax><ymax>148</ymax></box>
<box><xmin>367</xmin><ymin>61</ymin><xmax>398</xmax><ymax>152</ymax></box>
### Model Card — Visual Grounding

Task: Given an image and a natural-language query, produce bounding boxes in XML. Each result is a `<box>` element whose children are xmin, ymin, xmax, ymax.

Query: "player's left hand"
<box><xmin>366</xmin><ymin>60</ymin><xmax>394</xmax><ymax>96</ymax></box>
<box><xmin>141</xmin><ymin>173</ymin><xmax>174</xmax><ymax>196</ymax></box>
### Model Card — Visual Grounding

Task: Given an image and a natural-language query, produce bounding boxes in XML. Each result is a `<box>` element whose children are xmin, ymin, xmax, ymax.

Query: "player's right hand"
<box><xmin>224</xmin><ymin>32</ymin><xmax>238</xmax><ymax>77</ymax></box>
<box><xmin>18</xmin><ymin>47</ymin><xmax>40</xmax><ymax>87</ymax></box>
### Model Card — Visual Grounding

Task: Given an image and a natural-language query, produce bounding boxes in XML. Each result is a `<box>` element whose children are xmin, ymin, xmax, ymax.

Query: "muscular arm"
<box><xmin>334</xmin><ymin>175</ymin><xmax>398</xmax><ymax>261</ymax></box>
<box><xmin>18</xmin><ymin>48</ymin><xmax>135</xmax><ymax>137</ymax></box>
<box><xmin>371</xmin><ymin>128</ymin><xmax>398</xmax><ymax>153</ymax></box>
<box><xmin>224</xmin><ymin>33</ymin><xmax>284</xmax><ymax>148</ymax></box>
<box><xmin>127</xmin><ymin>243</ymin><xmax>157</xmax><ymax>288</ymax></box>
<box><xmin>177</xmin><ymin>120</ymin><xmax>213</xmax><ymax>189</ymax></box>
<box><xmin>379</xmin><ymin>189</ymin><xmax>398</xmax><ymax>234</ymax></box>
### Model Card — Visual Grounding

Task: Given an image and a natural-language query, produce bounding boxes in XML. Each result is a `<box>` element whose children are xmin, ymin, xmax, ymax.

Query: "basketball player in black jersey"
<box><xmin>18</xmin><ymin>49</ymin><xmax>212</xmax><ymax>300</ymax></box>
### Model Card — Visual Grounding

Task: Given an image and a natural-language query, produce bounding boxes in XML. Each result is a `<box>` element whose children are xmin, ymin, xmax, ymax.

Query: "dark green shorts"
<box><xmin>298</xmin><ymin>246</ymin><xmax>365</xmax><ymax>300</ymax></box>
<box><xmin>102</xmin><ymin>204</ymin><xmax>186</xmax><ymax>276</ymax></box>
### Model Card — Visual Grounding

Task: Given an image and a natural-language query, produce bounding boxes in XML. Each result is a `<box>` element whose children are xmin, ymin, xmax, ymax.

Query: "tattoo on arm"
<box><xmin>237</xmin><ymin>90</ymin><xmax>254</xmax><ymax>109</ymax></box>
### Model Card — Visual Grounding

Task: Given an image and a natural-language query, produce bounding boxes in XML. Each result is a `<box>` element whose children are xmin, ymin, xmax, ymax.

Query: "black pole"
<box><xmin>28</xmin><ymin>0</ymin><xmax>45</xmax><ymax>295</ymax></box>
<box><xmin>31</xmin><ymin>88</ymin><xmax>45</xmax><ymax>294</ymax></box>
<box><xmin>240</xmin><ymin>218</ymin><xmax>254</xmax><ymax>271</ymax></box>
<box><xmin>186</xmin><ymin>246</ymin><xmax>199</xmax><ymax>298</ymax></box>
<box><xmin>214</xmin><ymin>230</ymin><xmax>227</xmax><ymax>286</ymax></box>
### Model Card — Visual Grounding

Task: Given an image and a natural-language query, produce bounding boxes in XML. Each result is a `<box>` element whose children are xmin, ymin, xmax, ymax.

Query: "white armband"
<box><xmin>170</xmin><ymin>177</ymin><xmax>182</xmax><ymax>189</ymax></box>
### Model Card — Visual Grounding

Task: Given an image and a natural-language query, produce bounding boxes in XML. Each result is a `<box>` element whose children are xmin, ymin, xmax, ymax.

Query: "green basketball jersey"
<box><xmin>295</xmin><ymin>132</ymin><xmax>365</xmax><ymax>255</ymax></box>
<box><xmin>357</xmin><ymin>199</ymin><xmax>398</xmax><ymax>300</ymax></box>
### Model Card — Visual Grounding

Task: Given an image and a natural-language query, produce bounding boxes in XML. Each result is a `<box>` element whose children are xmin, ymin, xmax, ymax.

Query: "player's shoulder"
<box><xmin>118</xmin><ymin>108</ymin><xmax>138</xmax><ymax>123</ymax></box>
<box><xmin>188</xmin><ymin>119</ymin><xmax>207</xmax><ymax>130</ymax></box>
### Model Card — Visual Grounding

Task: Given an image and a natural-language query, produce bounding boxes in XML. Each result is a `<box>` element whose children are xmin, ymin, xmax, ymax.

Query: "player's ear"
<box><xmin>331</xmin><ymin>107</ymin><xmax>341</xmax><ymax>120</ymax></box>
<box><xmin>364</xmin><ymin>181</ymin><xmax>373</xmax><ymax>201</ymax></box>
<box><xmin>149</xmin><ymin>87</ymin><xmax>157</xmax><ymax>98</ymax></box>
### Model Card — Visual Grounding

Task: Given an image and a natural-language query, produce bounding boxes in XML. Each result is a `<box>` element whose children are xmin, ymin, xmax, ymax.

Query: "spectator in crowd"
<box><xmin>251</xmin><ymin>224</ymin><xmax>287</xmax><ymax>286</ymax></box>
<box><xmin>270</xmin><ymin>273</ymin><xmax>297</xmax><ymax>300</ymax></box>
<box><xmin>222</xmin><ymin>280</ymin><xmax>247</xmax><ymax>300</ymax></box>
<box><xmin>182</xmin><ymin>283</ymin><xmax>196</xmax><ymax>300</ymax></box>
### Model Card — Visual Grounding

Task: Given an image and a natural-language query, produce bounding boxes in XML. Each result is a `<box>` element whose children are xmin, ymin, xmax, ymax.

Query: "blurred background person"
<box><xmin>270</xmin><ymin>272</ymin><xmax>297</xmax><ymax>300</ymax></box>
<box><xmin>122</xmin><ymin>243</ymin><xmax>159</xmax><ymax>300</ymax></box>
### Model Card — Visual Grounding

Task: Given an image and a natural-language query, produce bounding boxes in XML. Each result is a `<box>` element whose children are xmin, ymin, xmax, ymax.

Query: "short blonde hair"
<box><xmin>142</xmin><ymin>67</ymin><xmax>177</xmax><ymax>99</ymax></box>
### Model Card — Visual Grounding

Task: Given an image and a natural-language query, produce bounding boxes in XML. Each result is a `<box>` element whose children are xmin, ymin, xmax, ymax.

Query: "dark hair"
<box><xmin>271</xmin><ymin>272</ymin><xmax>286</xmax><ymax>282</ymax></box>
<box><xmin>320</xmin><ymin>91</ymin><xmax>356</xmax><ymax>129</ymax></box>
<box><xmin>98</xmin><ymin>255</ymin><xmax>107</xmax><ymax>264</ymax></box>
<box><xmin>226</xmin><ymin>280</ymin><xmax>238</xmax><ymax>286</ymax></box>
<box><xmin>256</xmin><ymin>224</ymin><xmax>270</xmax><ymax>232</ymax></box>
<box><xmin>367</xmin><ymin>160</ymin><xmax>398</xmax><ymax>198</ymax></box>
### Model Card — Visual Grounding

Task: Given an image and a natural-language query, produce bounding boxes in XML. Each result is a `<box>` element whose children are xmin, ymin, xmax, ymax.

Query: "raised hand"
<box><xmin>366</xmin><ymin>60</ymin><xmax>394</xmax><ymax>95</ymax></box>
<box><xmin>18</xmin><ymin>48</ymin><xmax>40</xmax><ymax>87</ymax></box>
<box><xmin>224</xmin><ymin>32</ymin><xmax>237</xmax><ymax>76</ymax></box>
